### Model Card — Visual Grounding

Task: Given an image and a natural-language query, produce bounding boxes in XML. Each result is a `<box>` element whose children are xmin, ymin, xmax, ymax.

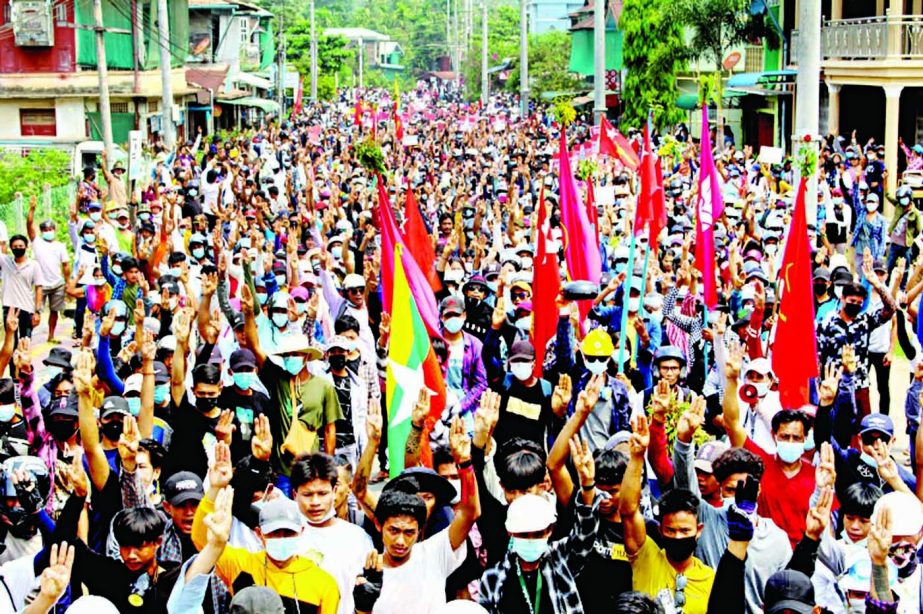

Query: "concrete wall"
<box><xmin>0</xmin><ymin>98</ymin><xmax>86</xmax><ymax>142</ymax></box>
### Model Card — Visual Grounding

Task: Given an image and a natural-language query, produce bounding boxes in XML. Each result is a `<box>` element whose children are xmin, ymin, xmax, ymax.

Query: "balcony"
<box><xmin>791</xmin><ymin>15</ymin><xmax>923</xmax><ymax>64</ymax></box>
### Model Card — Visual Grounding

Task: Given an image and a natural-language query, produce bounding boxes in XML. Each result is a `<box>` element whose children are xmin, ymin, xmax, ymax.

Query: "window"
<box><xmin>54</xmin><ymin>2</ymin><xmax>66</xmax><ymax>23</ymax></box>
<box><xmin>2</xmin><ymin>4</ymin><xmax>11</xmax><ymax>24</ymax></box>
<box><xmin>149</xmin><ymin>99</ymin><xmax>159</xmax><ymax>112</ymax></box>
<box><xmin>20</xmin><ymin>109</ymin><xmax>56</xmax><ymax>137</ymax></box>
<box><xmin>239</xmin><ymin>17</ymin><xmax>249</xmax><ymax>44</ymax></box>
<box><xmin>110</xmin><ymin>102</ymin><xmax>130</xmax><ymax>114</ymax></box>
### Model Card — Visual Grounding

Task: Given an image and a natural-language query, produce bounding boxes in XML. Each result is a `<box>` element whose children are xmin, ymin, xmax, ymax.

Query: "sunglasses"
<box><xmin>861</xmin><ymin>432</ymin><xmax>891</xmax><ymax>446</ymax></box>
<box><xmin>674</xmin><ymin>573</ymin><xmax>688</xmax><ymax>609</ymax></box>
<box><xmin>585</xmin><ymin>356</ymin><xmax>608</xmax><ymax>364</ymax></box>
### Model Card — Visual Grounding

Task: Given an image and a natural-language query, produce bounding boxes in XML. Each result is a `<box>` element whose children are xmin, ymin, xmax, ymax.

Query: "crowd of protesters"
<box><xmin>0</xmin><ymin>82</ymin><xmax>919</xmax><ymax>614</ymax></box>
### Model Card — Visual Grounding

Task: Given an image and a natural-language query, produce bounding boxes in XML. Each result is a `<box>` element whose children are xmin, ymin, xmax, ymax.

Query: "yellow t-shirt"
<box><xmin>630</xmin><ymin>536</ymin><xmax>715</xmax><ymax>614</ymax></box>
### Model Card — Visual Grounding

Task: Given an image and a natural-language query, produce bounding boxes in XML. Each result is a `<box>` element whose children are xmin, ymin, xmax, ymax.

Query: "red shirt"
<box><xmin>745</xmin><ymin>437</ymin><xmax>816</xmax><ymax>548</ymax></box>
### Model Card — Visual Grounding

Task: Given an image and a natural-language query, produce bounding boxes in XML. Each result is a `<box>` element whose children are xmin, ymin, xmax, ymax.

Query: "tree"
<box><xmin>285</xmin><ymin>20</ymin><xmax>354</xmax><ymax>83</ymax></box>
<box><xmin>462</xmin><ymin>4</ymin><xmax>520</xmax><ymax>101</ymax></box>
<box><xmin>504</xmin><ymin>31</ymin><xmax>583</xmax><ymax>101</ymax></box>
<box><xmin>672</xmin><ymin>0</ymin><xmax>779</xmax><ymax>71</ymax></box>
<box><xmin>620</xmin><ymin>0</ymin><xmax>686</xmax><ymax>130</ymax></box>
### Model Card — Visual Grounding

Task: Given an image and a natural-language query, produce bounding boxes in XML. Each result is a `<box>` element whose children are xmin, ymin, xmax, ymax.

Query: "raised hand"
<box><xmin>72</xmin><ymin>348</ymin><xmax>94</xmax><ymax>395</ymax></box>
<box><xmin>868</xmin><ymin>504</ymin><xmax>892</xmax><ymax>566</ymax></box>
<box><xmin>201</xmin><ymin>271</ymin><xmax>218</xmax><ymax>297</ymax></box>
<box><xmin>4</xmin><ymin>307</ymin><xmax>18</xmax><ymax>333</ymax></box>
<box><xmin>629</xmin><ymin>415</ymin><xmax>650</xmax><ymax>456</ymax></box>
<box><xmin>215</xmin><ymin>409</ymin><xmax>236</xmax><ymax>443</ymax></box>
<box><xmin>251</xmin><ymin>414</ymin><xmax>272</xmax><ymax>461</ymax></box>
<box><xmin>411</xmin><ymin>388</ymin><xmax>430</xmax><ymax>429</ymax></box>
<box><xmin>872</xmin><ymin>439</ymin><xmax>899</xmax><ymax>485</ymax></box>
<box><xmin>815</xmin><ymin>442</ymin><xmax>837</xmax><ymax>489</ymax></box>
<box><xmin>140</xmin><ymin>329</ymin><xmax>156</xmax><ymax>363</ymax></box>
<box><xmin>204</xmin><ymin>486</ymin><xmax>234</xmax><ymax>546</ymax></box>
<box><xmin>725</xmin><ymin>339</ymin><xmax>744</xmax><ymax>380</ymax></box>
<box><xmin>118</xmin><ymin>415</ymin><xmax>141</xmax><ymax>471</ymax></box>
<box><xmin>38</xmin><ymin>543</ymin><xmax>75</xmax><ymax>603</ymax></box>
<box><xmin>449</xmin><ymin>416</ymin><xmax>472</xmax><ymax>464</ymax></box>
<box><xmin>818</xmin><ymin>361</ymin><xmax>843</xmax><ymax>406</ymax></box>
<box><xmin>209</xmin><ymin>441</ymin><xmax>234</xmax><ymax>490</ymax></box>
<box><xmin>676</xmin><ymin>394</ymin><xmax>705</xmax><ymax>444</ymax></box>
<box><xmin>174</xmin><ymin>307</ymin><xmax>194</xmax><ymax>345</ymax></box>
<box><xmin>473</xmin><ymin>389</ymin><xmax>501</xmax><ymax>450</ymax></box>
<box><xmin>805</xmin><ymin>486</ymin><xmax>834</xmax><ymax>541</ymax></box>
<box><xmin>240</xmin><ymin>284</ymin><xmax>255</xmax><ymax>315</ymax></box>
<box><xmin>133</xmin><ymin>298</ymin><xmax>146</xmax><ymax>325</ymax></box>
<box><xmin>12</xmin><ymin>337</ymin><xmax>31</xmax><ymax>373</ymax></box>
<box><xmin>649</xmin><ymin>379</ymin><xmax>672</xmax><ymax>424</ymax></box>
<box><xmin>366</xmin><ymin>400</ymin><xmax>383</xmax><ymax>442</ymax></box>
<box><xmin>569</xmin><ymin>435</ymin><xmax>595</xmax><ymax>488</ymax></box>
<box><xmin>378</xmin><ymin>311</ymin><xmax>391</xmax><ymax>342</ymax></box>
<box><xmin>491</xmin><ymin>295</ymin><xmax>506</xmax><ymax>330</ymax></box>
<box><xmin>551</xmin><ymin>373</ymin><xmax>572</xmax><ymax>415</ymax></box>
<box><xmin>841</xmin><ymin>344</ymin><xmax>857</xmax><ymax>374</ymax></box>
<box><xmin>203</xmin><ymin>309</ymin><xmax>222</xmax><ymax>344</ymax></box>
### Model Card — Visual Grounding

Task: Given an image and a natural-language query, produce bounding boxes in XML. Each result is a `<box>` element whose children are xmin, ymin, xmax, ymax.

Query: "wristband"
<box><xmin>457</xmin><ymin>459</ymin><xmax>473</xmax><ymax>470</ymax></box>
<box><xmin>580</xmin><ymin>481</ymin><xmax>596</xmax><ymax>491</ymax></box>
<box><xmin>411</xmin><ymin>422</ymin><xmax>424</xmax><ymax>431</ymax></box>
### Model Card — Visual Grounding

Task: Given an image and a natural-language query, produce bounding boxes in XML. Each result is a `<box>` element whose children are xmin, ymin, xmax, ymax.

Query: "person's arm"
<box><xmin>647</xmin><ymin>380</ymin><xmax>675</xmax><ymax>485</ymax></box>
<box><xmin>240</xmin><ymin>284</ymin><xmax>266</xmax><ymax>368</ymax></box>
<box><xmin>23</xmin><ymin>543</ymin><xmax>75</xmax><ymax>614</ymax></box>
<box><xmin>117</xmin><ymin>416</ymin><xmax>152</xmax><ymax>509</ymax></box>
<box><xmin>26</xmin><ymin>194</ymin><xmax>37</xmax><ymax>242</ymax></box>
<box><xmin>0</xmin><ymin>308</ymin><xmax>17</xmax><ymax>376</ymax></box>
<box><xmin>171</xmin><ymin>307</ymin><xmax>194</xmax><ymax>406</ymax></box>
<box><xmin>137</xmin><ymin>330</ymin><xmax>156</xmax><ymax>439</ymax></box>
<box><xmin>351</xmin><ymin>400</ymin><xmax>382</xmax><ymax>519</ymax></box>
<box><xmin>787</xmin><ymin>486</ymin><xmax>832</xmax><ymax>577</ymax></box>
<box><xmin>94</xmin><ymin>315</ymin><xmax>124</xmax><ymax>395</ymax></box>
<box><xmin>404</xmin><ymin>389</ymin><xmax>430</xmax><ymax>469</ymax></box>
<box><xmin>446</xmin><ymin>417</ymin><xmax>480</xmax><ymax>550</ymax></box>
<box><xmin>546</xmin><ymin>381</ymin><xmax>600</xmax><ymax>506</ymax></box>
<box><xmin>195</xmin><ymin>441</ymin><xmax>234</xmax><ymax>550</ymax></box>
<box><xmin>74</xmin><ymin>349</ymin><xmax>110</xmax><ymax>491</ymax></box>
<box><xmin>867</xmin><ymin>503</ymin><xmax>895</xmax><ymax>604</ymax></box>
<box><xmin>619</xmin><ymin>415</ymin><xmax>650</xmax><ymax>556</ymax></box>
<box><xmin>556</xmin><ymin>434</ymin><xmax>600</xmax><ymax>573</ymax></box>
<box><xmin>706</xmin><ymin>549</ymin><xmax>747</xmax><ymax>614</ymax></box>
<box><xmin>722</xmin><ymin>341</ymin><xmax>747</xmax><ymax>448</ymax></box>
<box><xmin>183</xmin><ymin>485</ymin><xmax>233</xmax><ymax>585</ymax></box>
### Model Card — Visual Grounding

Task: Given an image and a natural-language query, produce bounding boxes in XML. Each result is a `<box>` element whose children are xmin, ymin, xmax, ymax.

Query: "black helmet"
<box><xmin>896</xmin><ymin>185</ymin><xmax>913</xmax><ymax>202</ymax></box>
<box><xmin>0</xmin><ymin>456</ymin><xmax>50</xmax><ymax>536</ymax></box>
<box><xmin>653</xmin><ymin>345</ymin><xmax>687</xmax><ymax>367</ymax></box>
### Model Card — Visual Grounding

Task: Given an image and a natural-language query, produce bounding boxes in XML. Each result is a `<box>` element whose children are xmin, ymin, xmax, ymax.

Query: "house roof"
<box><xmin>569</xmin><ymin>0</ymin><xmax>622</xmax><ymax>30</ymax></box>
<box><xmin>188</xmin><ymin>0</ymin><xmax>272</xmax><ymax>17</ymax></box>
<box><xmin>324</xmin><ymin>28</ymin><xmax>391</xmax><ymax>42</ymax></box>
<box><xmin>186</xmin><ymin>65</ymin><xmax>231</xmax><ymax>104</ymax></box>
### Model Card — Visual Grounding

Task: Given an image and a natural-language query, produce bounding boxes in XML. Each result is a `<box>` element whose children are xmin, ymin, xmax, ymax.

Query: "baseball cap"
<box><xmin>157</xmin><ymin>335</ymin><xmax>177</xmax><ymax>353</ymax></box>
<box><xmin>764</xmin><ymin>570</ymin><xmax>815</xmax><ymax>614</ymax></box>
<box><xmin>48</xmin><ymin>394</ymin><xmax>79</xmax><ymax>418</ymax></box>
<box><xmin>603</xmin><ymin>431</ymin><xmax>632</xmax><ymax>451</ymax></box>
<box><xmin>44</xmin><ymin>347</ymin><xmax>73</xmax><ymax>370</ymax></box>
<box><xmin>230</xmin><ymin>586</ymin><xmax>284</xmax><ymax>614</ymax></box>
<box><xmin>259</xmin><ymin>497</ymin><xmax>304</xmax><ymax>534</ymax></box>
<box><xmin>694</xmin><ymin>440</ymin><xmax>730</xmax><ymax>473</ymax></box>
<box><xmin>743</xmin><ymin>357</ymin><xmax>773</xmax><ymax>378</ymax></box>
<box><xmin>343</xmin><ymin>273</ymin><xmax>365</xmax><ymax>290</ymax></box>
<box><xmin>505</xmin><ymin>493</ymin><xmax>557</xmax><ymax>533</ymax></box>
<box><xmin>230</xmin><ymin>348</ymin><xmax>257</xmax><ymax>371</ymax></box>
<box><xmin>124</xmin><ymin>373</ymin><xmax>143</xmax><ymax>395</ymax></box>
<box><xmin>152</xmin><ymin>361</ymin><xmax>171</xmax><ymax>384</ymax></box>
<box><xmin>872</xmin><ymin>491</ymin><xmax>923</xmax><ymax>537</ymax></box>
<box><xmin>859</xmin><ymin>413</ymin><xmax>894</xmax><ymax>438</ymax></box>
<box><xmin>325</xmin><ymin>335</ymin><xmax>352</xmax><ymax>353</ymax></box>
<box><xmin>872</xmin><ymin>259</ymin><xmax>887</xmax><ymax>274</ymax></box>
<box><xmin>163</xmin><ymin>471</ymin><xmax>205</xmax><ymax>506</ymax></box>
<box><xmin>508</xmin><ymin>339</ymin><xmax>535</xmax><ymax>362</ymax></box>
<box><xmin>100</xmin><ymin>396</ymin><xmax>131</xmax><ymax>418</ymax></box>
<box><xmin>439</xmin><ymin>295</ymin><xmax>465</xmax><ymax>317</ymax></box>
<box><xmin>813</xmin><ymin>267</ymin><xmax>831</xmax><ymax>282</ymax></box>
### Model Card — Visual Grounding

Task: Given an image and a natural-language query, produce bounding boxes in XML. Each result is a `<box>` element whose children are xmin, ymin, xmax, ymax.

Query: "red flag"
<box><xmin>371</xmin><ymin>104</ymin><xmax>378</xmax><ymax>140</ymax></box>
<box><xmin>598</xmin><ymin>117</ymin><xmax>640</xmax><ymax>170</ymax></box>
<box><xmin>531</xmin><ymin>186</ymin><xmax>561</xmax><ymax>377</ymax></box>
<box><xmin>402</xmin><ymin>187</ymin><xmax>442</xmax><ymax>294</ymax></box>
<box><xmin>292</xmin><ymin>77</ymin><xmax>304</xmax><ymax>117</ymax></box>
<box><xmin>375</xmin><ymin>175</ymin><xmax>441</xmax><ymax>337</ymax></box>
<box><xmin>653</xmin><ymin>158</ymin><xmax>667</xmax><ymax>243</ymax></box>
<box><xmin>353</xmin><ymin>99</ymin><xmax>363</xmax><ymax>126</ymax></box>
<box><xmin>585</xmin><ymin>180</ymin><xmax>599</xmax><ymax>246</ymax></box>
<box><xmin>393</xmin><ymin>110</ymin><xmax>404</xmax><ymax>142</ymax></box>
<box><xmin>635</xmin><ymin>122</ymin><xmax>662</xmax><ymax>240</ymax></box>
<box><xmin>693</xmin><ymin>105</ymin><xmax>722</xmax><ymax>310</ymax></box>
<box><xmin>772</xmin><ymin>178</ymin><xmax>818</xmax><ymax>408</ymax></box>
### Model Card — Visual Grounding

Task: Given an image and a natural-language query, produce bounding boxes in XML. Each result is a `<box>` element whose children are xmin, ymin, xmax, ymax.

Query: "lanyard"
<box><xmin>516</xmin><ymin>560</ymin><xmax>542</xmax><ymax>614</ymax></box>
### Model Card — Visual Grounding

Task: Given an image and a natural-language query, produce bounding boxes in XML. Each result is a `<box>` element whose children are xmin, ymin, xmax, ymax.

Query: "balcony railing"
<box><xmin>791</xmin><ymin>15</ymin><xmax>923</xmax><ymax>64</ymax></box>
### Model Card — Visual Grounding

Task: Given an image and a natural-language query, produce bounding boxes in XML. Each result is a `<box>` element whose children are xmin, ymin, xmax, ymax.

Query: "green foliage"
<box><xmin>286</xmin><ymin>22</ymin><xmax>353</xmax><ymax>81</ymax></box>
<box><xmin>504</xmin><ymin>30</ymin><xmax>583</xmax><ymax>100</ymax></box>
<box><xmin>551</xmin><ymin>99</ymin><xmax>577</xmax><ymax>126</ymax></box>
<box><xmin>317</xmin><ymin>74</ymin><xmax>337</xmax><ymax>101</ymax></box>
<box><xmin>576</xmin><ymin>159</ymin><xmax>598</xmax><ymax>181</ymax></box>
<box><xmin>620</xmin><ymin>0</ymin><xmax>686</xmax><ymax>130</ymax></box>
<box><xmin>671</xmin><ymin>0</ymin><xmax>780</xmax><ymax>69</ymax></box>
<box><xmin>0</xmin><ymin>149</ymin><xmax>72</xmax><ymax>204</ymax></box>
<box><xmin>354</xmin><ymin>138</ymin><xmax>386</xmax><ymax>173</ymax></box>
<box><xmin>462</xmin><ymin>4</ymin><xmax>520</xmax><ymax>101</ymax></box>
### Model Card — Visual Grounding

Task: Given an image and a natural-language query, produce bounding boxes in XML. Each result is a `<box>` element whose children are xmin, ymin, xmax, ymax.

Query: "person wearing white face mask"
<box><xmin>851</xmin><ymin>193</ymin><xmax>887</xmax><ymax>273</ymax></box>
<box><xmin>735</xmin><ymin>357</ymin><xmax>782</xmax><ymax>454</ymax></box>
<box><xmin>438</xmin><ymin>296</ymin><xmax>488</xmax><ymax>435</ymax></box>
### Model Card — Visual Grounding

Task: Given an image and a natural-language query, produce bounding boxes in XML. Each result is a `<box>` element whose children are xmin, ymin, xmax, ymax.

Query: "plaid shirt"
<box><xmin>816</xmin><ymin>299</ymin><xmax>895</xmax><ymax>389</ymax></box>
<box><xmin>478</xmin><ymin>496</ymin><xmax>599</xmax><ymax>614</ymax></box>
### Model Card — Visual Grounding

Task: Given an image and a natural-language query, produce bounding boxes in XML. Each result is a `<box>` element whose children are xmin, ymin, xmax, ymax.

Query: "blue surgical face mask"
<box><xmin>192</xmin><ymin>247</ymin><xmax>205</xmax><ymax>260</ymax></box>
<box><xmin>139</xmin><ymin>212</ymin><xmax>151</xmax><ymax>221</ymax></box>
<box><xmin>284</xmin><ymin>356</ymin><xmax>305</xmax><ymax>376</ymax></box>
<box><xmin>265</xmin><ymin>535</ymin><xmax>301</xmax><ymax>561</ymax></box>
<box><xmin>803</xmin><ymin>429</ymin><xmax>816</xmax><ymax>452</ymax></box>
<box><xmin>45</xmin><ymin>366</ymin><xmax>63</xmax><ymax>382</ymax></box>
<box><xmin>510</xmin><ymin>536</ymin><xmax>549</xmax><ymax>563</ymax></box>
<box><xmin>0</xmin><ymin>404</ymin><xmax>15</xmax><ymax>423</ymax></box>
<box><xmin>860</xmin><ymin>452</ymin><xmax>878</xmax><ymax>468</ymax></box>
<box><xmin>89</xmin><ymin>212</ymin><xmax>102</xmax><ymax>222</ymax></box>
<box><xmin>153</xmin><ymin>384</ymin><xmax>169</xmax><ymax>405</ymax></box>
<box><xmin>515</xmin><ymin>317</ymin><xmax>531</xmax><ymax>332</ymax></box>
<box><xmin>776</xmin><ymin>440</ymin><xmax>805</xmax><ymax>464</ymax></box>
<box><xmin>112</xmin><ymin>265</ymin><xmax>123</xmax><ymax>276</ymax></box>
<box><xmin>168</xmin><ymin>267</ymin><xmax>182</xmax><ymax>278</ymax></box>
<box><xmin>272</xmin><ymin>312</ymin><xmax>289</xmax><ymax>329</ymax></box>
<box><xmin>443</xmin><ymin>316</ymin><xmax>464</xmax><ymax>334</ymax></box>
<box><xmin>110</xmin><ymin>321</ymin><xmax>127</xmax><ymax>337</ymax></box>
<box><xmin>233</xmin><ymin>372</ymin><xmax>255</xmax><ymax>390</ymax></box>
<box><xmin>41</xmin><ymin>231</ymin><xmax>55</xmax><ymax>242</ymax></box>
<box><xmin>275</xmin><ymin>275</ymin><xmax>287</xmax><ymax>287</ymax></box>
<box><xmin>82</xmin><ymin>233</ymin><xmax>96</xmax><ymax>244</ymax></box>
<box><xmin>331</xmin><ymin>246</ymin><xmax>343</xmax><ymax>260</ymax></box>
<box><xmin>487</xmin><ymin>281</ymin><xmax>498</xmax><ymax>293</ymax></box>
<box><xmin>295</xmin><ymin>303</ymin><xmax>307</xmax><ymax>315</ymax></box>
<box><xmin>256</xmin><ymin>291</ymin><xmax>269</xmax><ymax>305</ymax></box>
<box><xmin>126</xmin><ymin>397</ymin><xmax>141</xmax><ymax>416</ymax></box>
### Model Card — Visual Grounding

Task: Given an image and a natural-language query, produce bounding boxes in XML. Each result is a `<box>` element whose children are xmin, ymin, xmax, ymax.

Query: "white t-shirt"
<box><xmin>0</xmin><ymin>553</ymin><xmax>37</xmax><ymax>611</ymax></box>
<box><xmin>32</xmin><ymin>237</ymin><xmax>68</xmax><ymax>288</ymax></box>
<box><xmin>300</xmin><ymin>519</ymin><xmax>373</xmax><ymax>614</ymax></box>
<box><xmin>373</xmin><ymin>530</ymin><xmax>467</xmax><ymax>614</ymax></box>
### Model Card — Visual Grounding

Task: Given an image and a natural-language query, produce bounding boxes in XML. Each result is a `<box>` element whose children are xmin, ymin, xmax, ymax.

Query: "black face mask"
<box><xmin>661</xmin><ymin>535</ymin><xmax>698</xmax><ymax>563</ymax></box>
<box><xmin>813</xmin><ymin>282</ymin><xmax>829</xmax><ymax>297</ymax></box>
<box><xmin>100</xmin><ymin>420</ymin><xmax>124</xmax><ymax>441</ymax></box>
<box><xmin>47</xmin><ymin>421</ymin><xmax>78</xmax><ymax>442</ymax></box>
<box><xmin>195</xmin><ymin>396</ymin><xmax>219</xmax><ymax>413</ymax></box>
<box><xmin>10</xmin><ymin>248</ymin><xmax>25</xmax><ymax>259</ymax></box>
<box><xmin>328</xmin><ymin>355</ymin><xmax>347</xmax><ymax>371</ymax></box>
<box><xmin>843</xmin><ymin>302</ymin><xmax>863</xmax><ymax>319</ymax></box>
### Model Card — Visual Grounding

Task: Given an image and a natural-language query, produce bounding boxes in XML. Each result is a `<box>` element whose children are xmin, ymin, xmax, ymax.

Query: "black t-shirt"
<box><xmin>498</xmin><ymin>564</ymin><xmax>554</xmax><ymax>614</ymax></box>
<box><xmin>494</xmin><ymin>378</ymin><xmax>552</xmax><ymax>449</ymax></box>
<box><xmin>217</xmin><ymin>387</ymin><xmax>270</xmax><ymax>463</ymax></box>
<box><xmin>577</xmin><ymin>520</ymin><xmax>633</xmax><ymax>613</ymax></box>
<box><xmin>162</xmin><ymin>396</ymin><xmax>220</xmax><ymax>479</ymax></box>
<box><xmin>331</xmin><ymin>372</ymin><xmax>355</xmax><ymax>448</ymax></box>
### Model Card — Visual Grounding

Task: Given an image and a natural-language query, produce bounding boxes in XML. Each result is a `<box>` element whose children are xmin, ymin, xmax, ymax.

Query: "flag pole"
<box><xmin>616</xmin><ymin>223</ymin><xmax>638</xmax><ymax>373</ymax></box>
<box><xmin>633</xmin><ymin>226</ymin><xmax>653</xmax><ymax>363</ymax></box>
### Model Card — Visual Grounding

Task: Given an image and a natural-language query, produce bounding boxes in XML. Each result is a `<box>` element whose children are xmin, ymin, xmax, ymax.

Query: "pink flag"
<box><xmin>375</xmin><ymin>176</ymin><xmax>442</xmax><ymax>337</ymax></box>
<box><xmin>694</xmin><ymin>106</ymin><xmax>722</xmax><ymax>310</ymax></box>
<box><xmin>558</xmin><ymin>130</ymin><xmax>602</xmax><ymax>320</ymax></box>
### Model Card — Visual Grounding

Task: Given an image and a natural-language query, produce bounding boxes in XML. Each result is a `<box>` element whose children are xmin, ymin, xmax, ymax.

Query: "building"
<box><xmin>530</xmin><ymin>0</ymin><xmax>585</xmax><ymax>33</ymax></box>
<box><xmin>325</xmin><ymin>27</ymin><xmax>405</xmax><ymax>81</ymax></box>
<box><xmin>791</xmin><ymin>0</ymin><xmax>923</xmax><ymax>181</ymax></box>
<box><xmin>0</xmin><ymin>0</ymin><xmax>196</xmax><ymax>151</ymax></box>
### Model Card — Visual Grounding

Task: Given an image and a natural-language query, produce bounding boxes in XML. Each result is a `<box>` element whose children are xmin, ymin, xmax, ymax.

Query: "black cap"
<box><xmin>812</xmin><ymin>267</ymin><xmax>830</xmax><ymax>282</ymax></box>
<box><xmin>230</xmin><ymin>348</ymin><xmax>257</xmax><ymax>371</ymax></box>
<box><xmin>43</xmin><ymin>347</ymin><xmax>73</xmax><ymax>370</ymax></box>
<box><xmin>48</xmin><ymin>394</ymin><xmax>79</xmax><ymax>418</ymax></box>
<box><xmin>509</xmin><ymin>339</ymin><xmax>536</xmax><ymax>362</ymax></box>
<box><xmin>383</xmin><ymin>467</ymin><xmax>457</xmax><ymax>505</ymax></box>
<box><xmin>228</xmin><ymin>312</ymin><xmax>245</xmax><ymax>330</ymax></box>
<box><xmin>764</xmin><ymin>570</ymin><xmax>815</xmax><ymax>614</ymax></box>
<box><xmin>163</xmin><ymin>471</ymin><xmax>205</xmax><ymax>506</ymax></box>
<box><xmin>152</xmin><ymin>361</ymin><xmax>171</xmax><ymax>384</ymax></box>
<box><xmin>100</xmin><ymin>396</ymin><xmax>131</xmax><ymax>418</ymax></box>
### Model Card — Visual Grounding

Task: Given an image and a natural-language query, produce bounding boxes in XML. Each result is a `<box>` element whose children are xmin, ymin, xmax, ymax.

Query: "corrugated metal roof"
<box><xmin>325</xmin><ymin>28</ymin><xmax>391</xmax><ymax>42</ymax></box>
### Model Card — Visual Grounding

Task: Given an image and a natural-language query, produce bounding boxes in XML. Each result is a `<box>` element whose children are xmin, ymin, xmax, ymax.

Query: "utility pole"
<box><xmin>519</xmin><ymin>0</ymin><xmax>528</xmax><ymax>117</ymax></box>
<box><xmin>358</xmin><ymin>37</ymin><xmax>364</xmax><ymax>89</ymax></box>
<box><xmin>278</xmin><ymin>12</ymin><xmax>286</xmax><ymax>115</ymax></box>
<box><xmin>481</xmin><ymin>2</ymin><xmax>488</xmax><ymax>105</ymax></box>
<box><xmin>93</xmin><ymin>0</ymin><xmax>114</xmax><ymax>160</ymax></box>
<box><xmin>310</xmin><ymin>0</ymin><xmax>317</xmax><ymax>102</ymax></box>
<box><xmin>795</xmin><ymin>0</ymin><xmax>820</xmax><ymax>221</ymax></box>
<box><xmin>130</xmin><ymin>0</ymin><xmax>140</xmax><ymax>94</ymax></box>
<box><xmin>593</xmin><ymin>0</ymin><xmax>605</xmax><ymax>125</ymax></box>
<box><xmin>157</xmin><ymin>0</ymin><xmax>175</xmax><ymax>148</ymax></box>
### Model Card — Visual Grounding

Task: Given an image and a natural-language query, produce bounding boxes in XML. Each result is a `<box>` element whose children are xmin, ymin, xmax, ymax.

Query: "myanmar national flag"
<box><xmin>386</xmin><ymin>245</ymin><xmax>446</xmax><ymax>476</ymax></box>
